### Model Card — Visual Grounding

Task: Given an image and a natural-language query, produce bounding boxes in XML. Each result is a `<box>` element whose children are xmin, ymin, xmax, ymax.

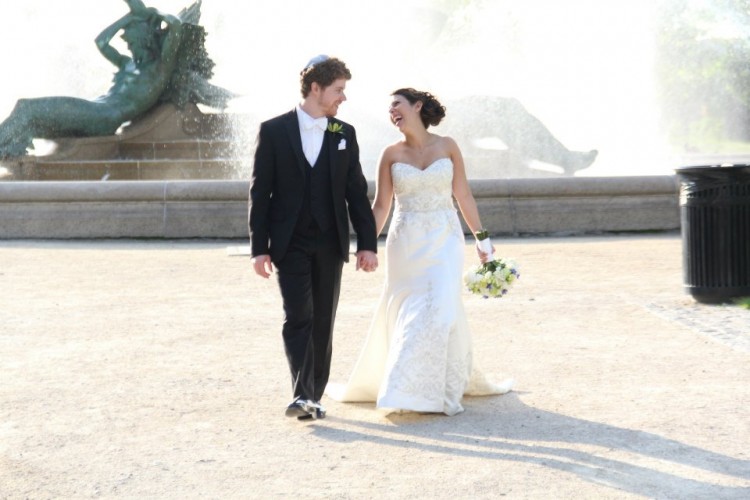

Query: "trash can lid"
<box><xmin>676</xmin><ymin>163</ymin><xmax>750</xmax><ymax>177</ymax></box>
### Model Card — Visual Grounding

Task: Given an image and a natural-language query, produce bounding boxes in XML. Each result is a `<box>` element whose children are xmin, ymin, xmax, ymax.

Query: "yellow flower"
<box><xmin>327</xmin><ymin>122</ymin><xmax>344</xmax><ymax>135</ymax></box>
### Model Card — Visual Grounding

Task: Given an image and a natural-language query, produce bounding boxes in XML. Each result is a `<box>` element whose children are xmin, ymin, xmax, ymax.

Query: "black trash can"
<box><xmin>675</xmin><ymin>164</ymin><xmax>750</xmax><ymax>303</ymax></box>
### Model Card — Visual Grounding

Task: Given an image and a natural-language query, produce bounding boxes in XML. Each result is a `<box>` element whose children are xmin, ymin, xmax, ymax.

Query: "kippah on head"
<box><xmin>301</xmin><ymin>54</ymin><xmax>330</xmax><ymax>74</ymax></box>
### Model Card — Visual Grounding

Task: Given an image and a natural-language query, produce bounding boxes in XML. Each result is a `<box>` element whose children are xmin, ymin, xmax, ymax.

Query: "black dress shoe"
<box><xmin>297</xmin><ymin>401</ymin><xmax>326</xmax><ymax>420</ymax></box>
<box><xmin>297</xmin><ymin>408</ymin><xmax>326</xmax><ymax>420</ymax></box>
<box><xmin>285</xmin><ymin>399</ymin><xmax>314</xmax><ymax>418</ymax></box>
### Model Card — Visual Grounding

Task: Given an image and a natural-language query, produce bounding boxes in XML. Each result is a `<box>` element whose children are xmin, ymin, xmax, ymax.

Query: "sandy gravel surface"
<box><xmin>1</xmin><ymin>234</ymin><xmax>748</xmax><ymax>499</ymax></box>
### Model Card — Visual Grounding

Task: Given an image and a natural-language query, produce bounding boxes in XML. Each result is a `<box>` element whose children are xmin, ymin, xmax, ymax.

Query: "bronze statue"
<box><xmin>0</xmin><ymin>0</ymin><xmax>233</xmax><ymax>159</ymax></box>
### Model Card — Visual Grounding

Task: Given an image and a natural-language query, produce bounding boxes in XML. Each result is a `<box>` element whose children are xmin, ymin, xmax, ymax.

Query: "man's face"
<box><xmin>315</xmin><ymin>78</ymin><xmax>348</xmax><ymax>117</ymax></box>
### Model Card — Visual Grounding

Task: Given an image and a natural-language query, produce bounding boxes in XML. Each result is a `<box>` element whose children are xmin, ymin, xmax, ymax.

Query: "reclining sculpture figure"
<box><xmin>0</xmin><ymin>0</ymin><xmax>233</xmax><ymax>159</ymax></box>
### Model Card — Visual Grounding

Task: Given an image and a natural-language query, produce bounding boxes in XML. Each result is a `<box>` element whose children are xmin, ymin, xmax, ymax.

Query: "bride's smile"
<box><xmin>390</xmin><ymin>110</ymin><xmax>403</xmax><ymax>128</ymax></box>
<box><xmin>389</xmin><ymin>95</ymin><xmax>415</xmax><ymax>129</ymax></box>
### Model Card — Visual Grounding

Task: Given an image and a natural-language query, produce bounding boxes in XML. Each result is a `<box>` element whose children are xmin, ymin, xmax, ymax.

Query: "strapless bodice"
<box><xmin>391</xmin><ymin>158</ymin><xmax>455</xmax><ymax>213</ymax></box>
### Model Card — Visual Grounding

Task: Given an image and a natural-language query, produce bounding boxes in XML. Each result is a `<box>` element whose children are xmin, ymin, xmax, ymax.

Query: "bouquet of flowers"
<box><xmin>464</xmin><ymin>230</ymin><xmax>520</xmax><ymax>298</ymax></box>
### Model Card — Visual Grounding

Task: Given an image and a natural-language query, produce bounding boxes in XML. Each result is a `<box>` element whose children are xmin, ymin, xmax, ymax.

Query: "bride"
<box><xmin>328</xmin><ymin>88</ymin><xmax>513</xmax><ymax>416</ymax></box>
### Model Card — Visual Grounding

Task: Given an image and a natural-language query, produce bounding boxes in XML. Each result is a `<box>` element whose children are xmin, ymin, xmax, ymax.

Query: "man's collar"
<box><xmin>297</xmin><ymin>105</ymin><xmax>328</xmax><ymax>130</ymax></box>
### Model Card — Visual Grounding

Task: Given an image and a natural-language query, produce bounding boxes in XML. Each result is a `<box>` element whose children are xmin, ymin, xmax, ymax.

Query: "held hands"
<box><xmin>252</xmin><ymin>255</ymin><xmax>274</xmax><ymax>279</ymax></box>
<box><xmin>356</xmin><ymin>250</ymin><xmax>378</xmax><ymax>272</ymax></box>
<box><xmin>253</xmin><ymin>252</ymin><xmax>378</xmax><ymax>277</ymax></box>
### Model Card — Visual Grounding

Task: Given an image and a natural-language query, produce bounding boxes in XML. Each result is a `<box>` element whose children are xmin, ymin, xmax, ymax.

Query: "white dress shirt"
<box><xmin>296</xmin><ymin>105</ymin><xmax>327</xmax><ymax>166</ymax></box>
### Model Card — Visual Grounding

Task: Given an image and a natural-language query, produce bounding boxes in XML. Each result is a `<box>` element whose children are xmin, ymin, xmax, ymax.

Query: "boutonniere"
<box><xmin>327</xmin><ymin>122</ymin><xmax>345</xmax><ymax>135</ymax></box>
<box><xmin>328</xmin><ymin>122</ymin><xmax>346</xmax><ymax>149</ymax></box>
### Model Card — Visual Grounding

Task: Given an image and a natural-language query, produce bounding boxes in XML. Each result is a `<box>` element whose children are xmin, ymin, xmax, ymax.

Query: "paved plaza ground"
<box><xmin>1</xmin><ymin>233</ymin><xmax>748</xmax><ymax>498</ymax></box>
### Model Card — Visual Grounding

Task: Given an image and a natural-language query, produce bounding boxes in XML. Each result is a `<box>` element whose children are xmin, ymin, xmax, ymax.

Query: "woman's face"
<box><xmin>389</xmin><ymin>95</ymin><xmax>420</xmax><ymax>130</ymax></box>
<box><xmin>121</xmin><ymin>21</ymin><xmax>153</xmax><ymax>58</ymax></box>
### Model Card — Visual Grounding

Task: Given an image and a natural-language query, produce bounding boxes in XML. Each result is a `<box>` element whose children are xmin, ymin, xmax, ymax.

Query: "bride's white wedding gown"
<box><xmin>328</xmin><ymin>158</ymin><xmax>512</xmax><ymax>416</ymax></box>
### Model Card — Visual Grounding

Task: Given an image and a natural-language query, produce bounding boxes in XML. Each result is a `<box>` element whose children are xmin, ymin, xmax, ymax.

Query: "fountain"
<box><xmin>0</xmin><ymin>0</ymin><xmax>747</xmax><ymax>237</ymax></box>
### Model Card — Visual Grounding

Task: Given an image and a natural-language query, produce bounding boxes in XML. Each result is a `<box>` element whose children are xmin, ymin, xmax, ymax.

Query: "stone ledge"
<box><xmin>0</xmin><ymin>176</ymin><xmax>680</xmax><ymax>239</ymax></box>
<box><xmin>0</xmin><ymin>180</ymin><xmax>248</xmax><ymax>202</ymax></box>
<box><xmin>471</xmin><ymin>175</ymin><xmax>679</xmax><ymax>197</ymax></box>
<box><xmin>10</xmin><ymin>159</ymin><xmax>249</xmax><ymax>181</ymax></box>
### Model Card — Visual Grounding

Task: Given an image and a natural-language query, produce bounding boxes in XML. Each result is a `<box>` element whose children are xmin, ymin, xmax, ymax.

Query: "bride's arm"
<box><xmin>371</xmin><ymin>149</ymin><xmax>394</xmax><ymax>236</ymax></box>
<box><xmin>449</xmin><ymin>137</ymin><xmax>496</xmax><ymax>262</ymax></box>
<box><xmin>449</xmin><ymin>137</ymin><xmax>483</xmax><ymax>235</ymax></box>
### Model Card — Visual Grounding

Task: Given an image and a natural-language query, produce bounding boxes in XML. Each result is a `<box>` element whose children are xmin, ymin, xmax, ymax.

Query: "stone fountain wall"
<box><xmin>0</xmin><ymin>103</ymin><xmax>680</xmax><ymax>239</ymax></box>
<box><xmin>0</xmin><ymin>176</ymin><xmax>679</xmax><ymax>239</ymax></box>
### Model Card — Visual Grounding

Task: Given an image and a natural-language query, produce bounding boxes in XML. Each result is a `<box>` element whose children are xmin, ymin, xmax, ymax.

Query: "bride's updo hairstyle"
<box><xmin>392</xmin><ymin>88</ymin><xmax>446</xmax><ymax>129</ymax></box>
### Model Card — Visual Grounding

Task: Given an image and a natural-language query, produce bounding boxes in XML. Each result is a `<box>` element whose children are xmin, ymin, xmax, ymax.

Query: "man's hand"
<box><xmin>356</xmin><ymin>250</ymin><xmax>378</xmax><ymax>272</ymax></box>
<box><xmin>252</xmin><ymin>254</ymin><xmax>273</xmax><ymax>278</ymax></box>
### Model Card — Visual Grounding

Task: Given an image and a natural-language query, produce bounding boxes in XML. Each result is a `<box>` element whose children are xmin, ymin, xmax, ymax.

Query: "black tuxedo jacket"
<box><xmin>249</xmin><ymin>109</ymin><xmax>377</xmax><ymax>263</ymax></box>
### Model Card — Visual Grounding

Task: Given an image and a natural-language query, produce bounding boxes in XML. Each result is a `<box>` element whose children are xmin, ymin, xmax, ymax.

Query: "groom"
<box><xmin>249</xmin><ymin>55</ymin><xmax>378</xmax><ymax>420</ymax></box>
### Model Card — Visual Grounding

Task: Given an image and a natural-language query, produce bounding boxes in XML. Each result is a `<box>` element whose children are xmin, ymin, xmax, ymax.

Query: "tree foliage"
<box><xmin>655</xmin><ymin>0</ymin><xmax>750</xmax><ymax>150</ymax></box>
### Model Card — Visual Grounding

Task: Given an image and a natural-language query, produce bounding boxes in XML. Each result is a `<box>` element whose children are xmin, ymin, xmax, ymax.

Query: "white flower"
<box><xmin>465</xmin><ymin>271</ymin><xmax>480</xmax><ymax>285</ymax></box>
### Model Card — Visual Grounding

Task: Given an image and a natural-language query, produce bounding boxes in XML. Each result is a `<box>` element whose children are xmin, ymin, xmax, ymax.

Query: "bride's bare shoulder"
<box><xmin>386</xmin><ymin>140</ymin><xmax>408</xmax><ymax>152</ymax></box>
<box><xmin>379</xmin><ymin>142</ymin><xmax>406</xmax><ymax>162</ymax></box>
<box><xmin>435</xmin><ymin>134</ymin><xmax>458</xmax><ymax>149</ymax></box>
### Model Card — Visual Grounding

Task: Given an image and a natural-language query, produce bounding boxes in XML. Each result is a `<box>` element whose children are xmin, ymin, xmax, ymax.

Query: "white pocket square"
<box><xmin>338</xmin><ymin>139</ymin><xmax>346</xmax><ymax>150</ymax></box>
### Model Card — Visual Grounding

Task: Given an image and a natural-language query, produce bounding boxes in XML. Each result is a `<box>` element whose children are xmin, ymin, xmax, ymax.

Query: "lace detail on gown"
<box><xmin>327</xmin><ymin>158</ymin><xmax>512</xmax><ymax>416</ymax></box>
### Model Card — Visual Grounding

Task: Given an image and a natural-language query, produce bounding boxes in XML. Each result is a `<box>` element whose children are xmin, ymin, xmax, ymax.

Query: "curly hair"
<box><xmin>121</xmin><ymin>16</ymin><xmax>164</xmax><ymax>66</ymax></box>
<box><xmin>392</xmin><ymin>87</ymin><xmax>446</xmax><ymax>129</ymax></box>
<box><xmin>299</xmin><ymin>56</ymin><xmax>352</xmax><ymax>98</ymax></box>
